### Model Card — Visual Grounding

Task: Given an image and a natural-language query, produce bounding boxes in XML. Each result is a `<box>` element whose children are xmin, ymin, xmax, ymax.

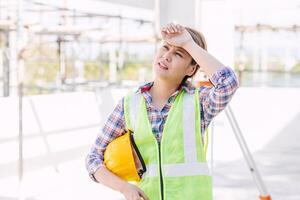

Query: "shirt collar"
<box><xmin>136</xmin><ymin>81</ymin><xmax>195</xmax><ymax>95</ymax></box>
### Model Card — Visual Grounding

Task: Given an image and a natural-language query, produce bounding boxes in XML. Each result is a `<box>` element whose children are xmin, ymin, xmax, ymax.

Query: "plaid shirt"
<box><xmin>86</xmin><ymin>66</ymin><xmax>239</xmax><ymax>176</ymax></box>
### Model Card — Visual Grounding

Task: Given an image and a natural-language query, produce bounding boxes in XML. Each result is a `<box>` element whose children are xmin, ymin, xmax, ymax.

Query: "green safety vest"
<box><xmin>124</xmin><ymin>88</ymin><xmax>212</xmax><ymax>200</ymax></box>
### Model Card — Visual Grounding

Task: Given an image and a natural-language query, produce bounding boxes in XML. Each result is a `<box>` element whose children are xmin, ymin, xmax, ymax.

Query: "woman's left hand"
<box><xmin>161</xmin><ymin>23</ymin><xmax>193</xmax><ymax>48</ymax></box>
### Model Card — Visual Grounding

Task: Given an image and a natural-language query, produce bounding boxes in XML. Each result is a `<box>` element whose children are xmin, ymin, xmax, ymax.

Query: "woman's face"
<box><xmin>153</xmin><ymin>42</ymin><xmax>195</xmax><ymax>83</ymax></box>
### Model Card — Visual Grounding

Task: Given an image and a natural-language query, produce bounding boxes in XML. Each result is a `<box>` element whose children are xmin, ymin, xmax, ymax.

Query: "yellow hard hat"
<box><xmin>104</xmin><ymin>131</ymin><xmax>146</xmax><ymax>182</ymax></box>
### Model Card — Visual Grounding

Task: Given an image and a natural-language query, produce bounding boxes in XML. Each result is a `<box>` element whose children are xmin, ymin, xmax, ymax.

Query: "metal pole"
<box><xmin>224</xmin><ymin>105</ymin><xmax>271</xmax><ymax>199</ymax></box>
<box><xmin>16</xmin><ymin>0</ymin><xmax>24</xmax><ymax>184</ymax></box>
<box><xmin>57</xmin><ymin>37</ymin><xmax>66</xmax><ymax>86</ymax></box>
<box><xmin>3</xmin><ymin>31</ymin><xmax>10</xmax><ymax>97</ymax></box>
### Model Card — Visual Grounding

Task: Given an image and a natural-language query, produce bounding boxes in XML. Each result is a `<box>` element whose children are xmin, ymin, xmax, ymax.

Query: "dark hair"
<box><xmin>182</xmin><ymin>27</ymin><xmax>208</xmax><ymax>83</ymax></box>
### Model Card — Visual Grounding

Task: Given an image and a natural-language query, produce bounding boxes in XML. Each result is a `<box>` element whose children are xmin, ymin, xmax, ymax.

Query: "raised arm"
<box><xmin>183</xmin><ymin>40</ymin><xmax>224</xmax><ymax>77</ymax></box>
<box><xmin>161</xmin><ymin>22</ymin><xmax>224</xmax><ymax>77</ymax></box>
<box><xmin>160</xmin><ymin>23</ymin><xmax>239</xmax><ymax>131</ymax></box>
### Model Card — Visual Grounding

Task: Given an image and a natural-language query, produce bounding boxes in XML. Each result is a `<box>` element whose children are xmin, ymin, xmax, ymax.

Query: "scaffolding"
<box><xmin>0</xmin><ymin>0</ymin><xmax>158</xmax><ymax>97</ymax></box>
<box><xmin>1</xmin><ymin>1</ymin><xmax>300</xmax><ymax>96</ymax></box>
<box><xmin>234</xmin><ymin>24</ymin><xmax>300</xmax><ymax>86</ymax></box>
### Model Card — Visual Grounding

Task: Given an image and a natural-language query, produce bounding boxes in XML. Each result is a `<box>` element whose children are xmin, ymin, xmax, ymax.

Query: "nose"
<box><xmin>162</xmin><ymin>51</ymin><xmax>172</xmax><ymax>62</ymax></box>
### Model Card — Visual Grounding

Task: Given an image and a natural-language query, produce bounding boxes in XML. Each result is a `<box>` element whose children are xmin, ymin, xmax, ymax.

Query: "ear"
<box><xmin>186</xmin><ymin>64</ymin><xmax>199</xmax><ymax>77</ymax></box>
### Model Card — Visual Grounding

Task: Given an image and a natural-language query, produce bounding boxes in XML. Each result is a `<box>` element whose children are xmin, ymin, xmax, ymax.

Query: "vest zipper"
<box><xmin>157</xmin><ymin>141</ymin><xmax>164</xmax><ymax>200</ymax></box>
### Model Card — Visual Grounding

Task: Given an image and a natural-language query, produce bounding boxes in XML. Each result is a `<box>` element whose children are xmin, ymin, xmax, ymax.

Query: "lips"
<box><xmin>158</xmin><ymin>61</ymin><xmax>169</xmax><ymax>70</ymax></box>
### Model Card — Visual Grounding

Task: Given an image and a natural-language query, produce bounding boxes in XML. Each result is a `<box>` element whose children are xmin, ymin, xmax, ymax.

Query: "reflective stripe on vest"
<box><xmin>129</xmin><ymin>93</ymin><xmax>141</xmax><ymax>131</ymax></box>
<box><xmin>146</xmin><ymin>163</ymin><xmax>210</xmax><ymax>177</ymax></box>
<box><xmin>183</xmin><ymin>93</ymin><xmax>197</xmax><ymax>163</ymax></box>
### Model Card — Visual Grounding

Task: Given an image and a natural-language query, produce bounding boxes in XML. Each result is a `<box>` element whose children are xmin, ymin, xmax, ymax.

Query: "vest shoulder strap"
<box><xmin>124</xmin><ymin>89</ymin><xmax>142</xmax><ymax>132</ymax></box>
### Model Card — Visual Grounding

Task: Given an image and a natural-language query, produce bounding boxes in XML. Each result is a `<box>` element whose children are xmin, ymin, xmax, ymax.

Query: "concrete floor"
<box><xmin>1</xmin><ymin>87</ymin><xmax>300</xmax><ymax>199</ymax></box>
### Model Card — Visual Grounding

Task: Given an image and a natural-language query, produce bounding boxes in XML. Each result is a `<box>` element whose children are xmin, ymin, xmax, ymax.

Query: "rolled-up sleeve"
<box><xmin>85</xmin><ymin>98</ymin><xmax>126</xmax><ymax>178</ymax></box>
<box><xmin>199</xmin><ymin>66</ymin><xmax>239</xmax><ymax>132</ymax></box>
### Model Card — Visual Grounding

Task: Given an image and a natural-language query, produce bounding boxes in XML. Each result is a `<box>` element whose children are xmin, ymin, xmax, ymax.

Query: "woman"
<box><xmin>86</xmin><ymin>23</ymin><xmax>239</xmax><ymax>200</ymax></box>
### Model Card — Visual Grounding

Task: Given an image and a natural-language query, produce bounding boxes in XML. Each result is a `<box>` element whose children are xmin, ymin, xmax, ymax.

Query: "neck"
<box><xmin>150</xmin><ymin>78</ymin><xmax>181</xmax><ymax>101</ymax></box>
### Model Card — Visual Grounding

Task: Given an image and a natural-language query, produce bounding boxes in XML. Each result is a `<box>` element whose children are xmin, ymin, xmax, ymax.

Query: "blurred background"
<box><xmin>0</xmin><ymin>0</ymin><xmax>299</xmax><ymax>199</ymax></box>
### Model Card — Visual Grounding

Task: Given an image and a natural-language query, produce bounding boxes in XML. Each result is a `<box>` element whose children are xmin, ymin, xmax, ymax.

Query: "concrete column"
<box><xmin>159</xmin><ymin>0</ymin><xmax>197</xmax><ymax>28</ymax></box>
<box><xmin>158</xmin><ymin>0</ymin><xmax>235</xmax><ymax>67</ymax></box>
<box><xmin>101</xmin><ymin>0</ymin><xmax>235</xmax><ymax>67</ymax></box>
<box><xmin>194</xmin><ymin>0</ymin><xmax>234</xmax><ymax>66</ymax></box>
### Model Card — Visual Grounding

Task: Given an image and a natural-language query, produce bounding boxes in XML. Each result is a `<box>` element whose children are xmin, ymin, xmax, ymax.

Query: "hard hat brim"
<box><xmin>129</xmin><ymin>131</ymin><xmax>146</xmax><ymax>178</ymax></box>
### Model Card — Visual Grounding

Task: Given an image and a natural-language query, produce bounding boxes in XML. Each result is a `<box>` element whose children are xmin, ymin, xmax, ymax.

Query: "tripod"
<box><xmin>209</xmin><ymin>105</ymin><xmax>272</xmax><ymax>200</ymax></box>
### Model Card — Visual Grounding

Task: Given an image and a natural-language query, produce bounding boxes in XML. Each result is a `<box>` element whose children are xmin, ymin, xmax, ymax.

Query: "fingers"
<box><xmin>162</xmin><ymin>22</ymin><xmax>184</xmax><ymax>34</ymax></box>
<box><xmin>138</xmin><ymin>189</ymin><xmax>150</xmax><ymax>200</ymax></box>
<box><xmin>169</xmin><ymin>23</ymin><xmax>177</xmax><ymax>33</ymax></box>
<box><xmin>176</xmin><ymin>24</ymin><xmax>185</xmax><ymax>32</ymax></box>
<box><xmin>122</xmin><ymin>183</ymin><xmax>149</xmax><ymax>200</ymax></box>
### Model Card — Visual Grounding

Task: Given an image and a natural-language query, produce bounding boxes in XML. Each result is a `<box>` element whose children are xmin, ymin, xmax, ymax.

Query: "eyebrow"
<box><xmin>163</xmin><ymin>42</ymin><xmax>189</xmax><ymax>56</ymax></box>
<box><xmin>176</xmin><ymin>48</ymin><xmax>188</xmax><ymax>56</ymax></box>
